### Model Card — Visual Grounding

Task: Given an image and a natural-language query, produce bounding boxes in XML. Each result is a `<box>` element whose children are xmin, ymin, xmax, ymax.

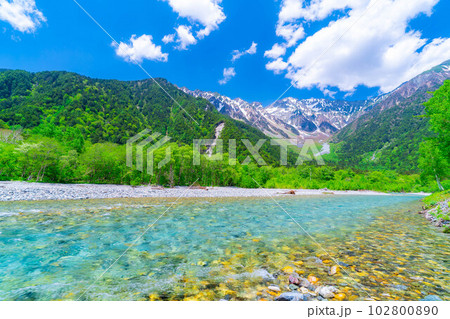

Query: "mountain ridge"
<box><xmin>179</xmin><ymin>86</ymin><xmax>369</xmax><ymax>142</ymax></box>
<box><xmin>332</xmin><ymin>60</ymin><xmax>450</xmax><ymax>172</ymax></box>
<box><xmin>1</xmin><ymin>59</ymin><xmax>448</xmax><ymax>173</ymax></box>
<box><xmin>0</xmin><ymin>69</ymin><xmax>283</xmax><ymax>164</ymax></box>
<box><xmin>180</xmin><ymin>60</ymin><xmax>450</xmax><ymax>146</ymax></box>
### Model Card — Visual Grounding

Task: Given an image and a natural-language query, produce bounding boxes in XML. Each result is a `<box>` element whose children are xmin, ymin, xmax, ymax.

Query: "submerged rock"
<box><xmin>329</xmin><ymin>265</ymin><xmax>339</xmax><ymax>276</ymax></box>
<box><xmin>307</xmin><ymin>257</ymin><xmax>323</xmax><ymax>264</ymax></box>
<box><xmin>289</xmin><ymin>275</ymin><xmax>300</xmax><ymax>285</ymax></box>
<box><xmin>299</xmin><ymin>287</ymin><xmax>309</xmax><ymax>294</ymax></box>
<box><xmin>288</xmin><ymin>284</ymin><xmax>299</xmax><ymax>291</ymax></box>
<box><xmin>334</xmin><ymin>293</ymin><xmax>346</xmax><ymax>301</ymax></box>
<box><xmin>268</xmin><ymin>285</ymin><xmax>281</xmax><ymax>292</ymax></box>
<box><xmin>337</xmin><ymin>261</ymin><xmax>350</xmax><ymax>267</ymax></box>
<box><xmin>299</xmin><ymin>277</ymin><xmax>314</xmax><ymax>289</ymax></box>
<box><xmin>227</xmin><ymin>269</ymin><xmax>273</xmax><ymax>280</ymax></box>
<box><xmin>307</xmin><ymin>275</ymin><xmax>319</xmax><ymax>285</ymax></box>
<box><xmin>390</xmin><ymin>284</ymin><xmax>407</xmax><ymax>291</ymax></box>
<box><xmin>281</xmin><ymin>266</ymin><xmax>295</xmax><ymax>274</ymax></box>
<box><xmin>420</xmin><ymin>295</ymin><xmax>442</xmax><ymax>301</ymax></box>
<box><xmin>275</xmin><ymin>291</ymin><xmax>309</xmax><ymax>301</ymax></box>
<box><xmin>316</xmin><ymin>286</ymin><xmax>338</xmax><ymax>299</ymax></box>
<box><xmin>248</xmin><ymin>269</ymin><xmax>275</xmax><ymax>281</ymax></box>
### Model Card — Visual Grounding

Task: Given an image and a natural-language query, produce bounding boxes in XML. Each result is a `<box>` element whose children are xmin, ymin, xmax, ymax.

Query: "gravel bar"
<box><xmin>0</xmin><ymin>181</ymin><xmax>428</xmax><ymax>202</ymax></box>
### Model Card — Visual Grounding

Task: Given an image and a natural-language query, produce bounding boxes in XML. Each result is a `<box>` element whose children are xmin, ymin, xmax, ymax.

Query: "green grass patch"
<box><xmin>422</xmin><ymin>190</ymin><xmax>450</xmax><ymax>208</ymax></box>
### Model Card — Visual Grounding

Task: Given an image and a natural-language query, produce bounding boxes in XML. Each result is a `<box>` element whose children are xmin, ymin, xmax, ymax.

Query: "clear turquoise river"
<box><xmin>0</xmin><ymin>195</ymin><xmax>448</xmax><ymax>301</ymax></box>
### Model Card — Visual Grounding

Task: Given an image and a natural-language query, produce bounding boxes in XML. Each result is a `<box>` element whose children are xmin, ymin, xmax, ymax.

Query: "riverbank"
<box><xmin>0</xmin><ymin>181</ymin><xmax>430</xmax><ymax>202</ymax></box>
<box><xmin>418</xmin><ymin>191</ymin><xmax>450</xmax><ymax>233</ymax></box>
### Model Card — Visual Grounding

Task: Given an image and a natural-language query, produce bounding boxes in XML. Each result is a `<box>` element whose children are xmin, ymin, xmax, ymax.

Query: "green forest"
<box><xmin>333</xmin><ymin>84</ymin><xmax>434</xmax><ymax>173</ymax></box>
<box><xmin>0</xmin><ymin>70</ymin><xmax>448</xmax><ymax>192</ymax></box>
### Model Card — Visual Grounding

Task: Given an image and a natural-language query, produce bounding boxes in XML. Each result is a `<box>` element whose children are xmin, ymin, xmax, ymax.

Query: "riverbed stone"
<box><xmin>275</xmin><ymin>291</ymin><xmax>308</xmax><ymax>301</ymax></box>
<box><xmin>337</xmin><ymin>261</ymin><xmax>350</xmax><ymax>267</ymax></box>
<box><xmin>316</xmin><ymin>286</ymin><xmax>338</xmax><ymax>299</ymax></box>
<box><xmin>295</xmin><ymin>276</ymin><xmax>308</xmax><ymax>286</ymax></box>
<box><xmin>410</xmin><ymin>276</ymin><xmax>424</xmax><ymax>281</ymax></box>
<box><xmin>298</xmin><ymin>277</ymin><xmax>314</xmax><ymax>289</ymax></box>
<box><xmin>390</xmin><ymin>284</ymin><xmax>407</xmax><ymax>291</ymax></box>
<box><xmin>268</xmin><ymin>285</ymin><xmax>281</xmax><ymax>292</ymax></box>
<box><xmin>329</xmin><ymin>265</ymin><xmax>339</xmax><ymax>276</ymax></box>
<box><xmin>289</xmin><ymin>275</ymin><xmax>300</xmax><ymax>285</ymax></box>
<box><xmin>281</xmin><ymin>266</ymin><xmax>294</xmax><ymax>274</ymax></box>
<box><xmin>420</xmin><ymin>295</ymin><xmax>442</xmax><ymax>301</ymax></box>
<box><xmin>307</xmin><ymin>275</ymin><xmax>319</xmax><ymax>285</ymax></box>
<box><xmin>334</xmin><ymin>293</ymin><xmax>346</xmax><ymax>301</ymax></box>
<box><xmin>288</xmin><ymin>284</ymin><xmax>299</xmax><ymax>291</ymax></box>
<box><xmin>249</xmin><ymin>269</ymin><xmax>275</xmax><ymax>281</ymax></box>
<box><xmin>307</xmin><ymin>257</ymin><xmax>323</xmax><ymax>264</ymax></box>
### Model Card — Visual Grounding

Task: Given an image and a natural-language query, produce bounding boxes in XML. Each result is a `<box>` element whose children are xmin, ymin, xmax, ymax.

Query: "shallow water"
<box><xmin>0</xmin><ymin>195</ymin><xmax>448</xmax><ymax>301</ymax></box>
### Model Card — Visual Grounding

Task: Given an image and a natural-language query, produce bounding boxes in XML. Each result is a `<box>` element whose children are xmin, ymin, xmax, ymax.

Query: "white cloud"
<box><xmin>162</xmin><ymin>33</ymin><xmax>175</xmax><ymax>44</ymax></box>
<box><xmin>163</xmin><ymin>0</ymin><xmax>226</xmax><ymax>48</ymax></box>
<box><xmin>276</xmin><ymin>23</ymin><xmax>305</xmax><ymax>48</ymax></box>
<box><xmin>265</xmin><ymin>58</ymin><xmax>289</xmax><ymax>74</ymax></box>
<box><xmin>219</xmin><ymin>67</ymin><xmax>236</xmax><ymax>85</ymax></box>
<box><xmin>114</xmin><ymin>34</ymin><xmax>168</xmax><ymax>63</ymax></box>
<box><xmin>264</xmin><ymin>43</ymin><xmax>287</xmax><ymax>59</ymax></box>
<box><xmin>275</xmin><ymin>0</ymin><xmax>361</xmax><ymax>48</ymax></box>
<box><xmin>231</xmin><ymin>42</ymin><xmax>257</xmax><ymax>62</ymax></box>
<box><xmin>278</xmin><ymin>0</ymin><xmax>363</xmax><ymax>24</ymax></box>
<box><xmin>322</xmin><ymin>88</ymin><xmax>337</xmax><ymax>98</ymax></box>
<box><xmin>267</xmin><ymin>0</ymin><xmax>450</xmax><ymax>93</ymax></box>
<box><xmin>174</xmin><ymin>25</ymin><xmax>197</xmax><ymax>50</ymax></box>
<box><xmin>0</xmin><ymin>0</ymin><xmax>46</xmax><ymax>33</ymax></box>
<box><xmin>163</xmin><ymin>25</ymin><xmax>197</xmax><ymax>50</ymax></box>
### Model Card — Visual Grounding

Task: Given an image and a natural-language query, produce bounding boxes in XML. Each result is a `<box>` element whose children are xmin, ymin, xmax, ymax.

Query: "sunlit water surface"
<box><xmin>0</xmin><ymin>195</ymin><xmax>448</xmax><ymax>301</ymax></box>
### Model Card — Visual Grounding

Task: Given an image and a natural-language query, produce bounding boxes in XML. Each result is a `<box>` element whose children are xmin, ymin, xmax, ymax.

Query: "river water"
<box><xmin>0</xmin><ymin>195</ymin><xmax>448</xmax><ymax>300</ymax></box>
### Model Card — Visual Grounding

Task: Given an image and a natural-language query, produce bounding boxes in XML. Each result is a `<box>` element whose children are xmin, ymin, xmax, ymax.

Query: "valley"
<box><xmin>1</xmin><ymin>0</ymin><xmax>449</xmax><ymax>306</ymax></box>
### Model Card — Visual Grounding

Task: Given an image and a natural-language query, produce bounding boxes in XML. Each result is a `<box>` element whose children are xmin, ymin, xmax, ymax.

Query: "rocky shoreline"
<box><xmin>0</xmin><ymin>181</ymin><xmax>419</xmax><ymax>202</ymax></box>
<box><xmin>418</xmin><ymin>199</ymin><xmax>450</xmax><ymax>232</ymax></box>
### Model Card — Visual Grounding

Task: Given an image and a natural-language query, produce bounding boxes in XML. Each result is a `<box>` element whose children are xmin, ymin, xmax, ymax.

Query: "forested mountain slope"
<box><xmin>332</xmin><ymin>60</ymin><xmax>450</xmax><ymax>172</ymax></box>
<box><xmin>0</xmin><ymin>69</ymin><xmax>281</xmax><ymax>163</ymax></box>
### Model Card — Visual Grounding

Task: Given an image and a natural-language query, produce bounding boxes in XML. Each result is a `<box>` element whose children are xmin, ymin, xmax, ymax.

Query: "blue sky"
<box><xmin>1</xmin><ymin>0</ymin><xmax>450</xmax><ymax>105</ymax></box>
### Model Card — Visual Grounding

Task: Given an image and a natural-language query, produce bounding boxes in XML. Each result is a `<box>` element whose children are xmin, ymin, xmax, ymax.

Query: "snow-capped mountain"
<box><xmin>180</xmin><ymin>87</ymin><xmax>367</xmax><ymax>141</ymax></box>
<box><xmin>267</xmin><ymin>98</ymin><xmax>367</xmax><ymax>135</ymax></box>
<box><xmin>180</xmin><ymin>60</ymin><xmax>450</xmax><ymax>142</ymax></box>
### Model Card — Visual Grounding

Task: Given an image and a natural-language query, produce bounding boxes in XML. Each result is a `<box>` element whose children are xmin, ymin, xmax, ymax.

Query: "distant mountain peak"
<box><xmin>332</xmin><ymin>60</ymin><xmax>450</xmax><ymax>171</ymax></box>
<box><xmin>180</xmin><ymin>86</ymin><xmax>366</xmax><ymax>141</ymax></box>
<box><xmin>181</xmin><ymin>61</ymin><xmax>450</xmax><ymax>143</ymax></box>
